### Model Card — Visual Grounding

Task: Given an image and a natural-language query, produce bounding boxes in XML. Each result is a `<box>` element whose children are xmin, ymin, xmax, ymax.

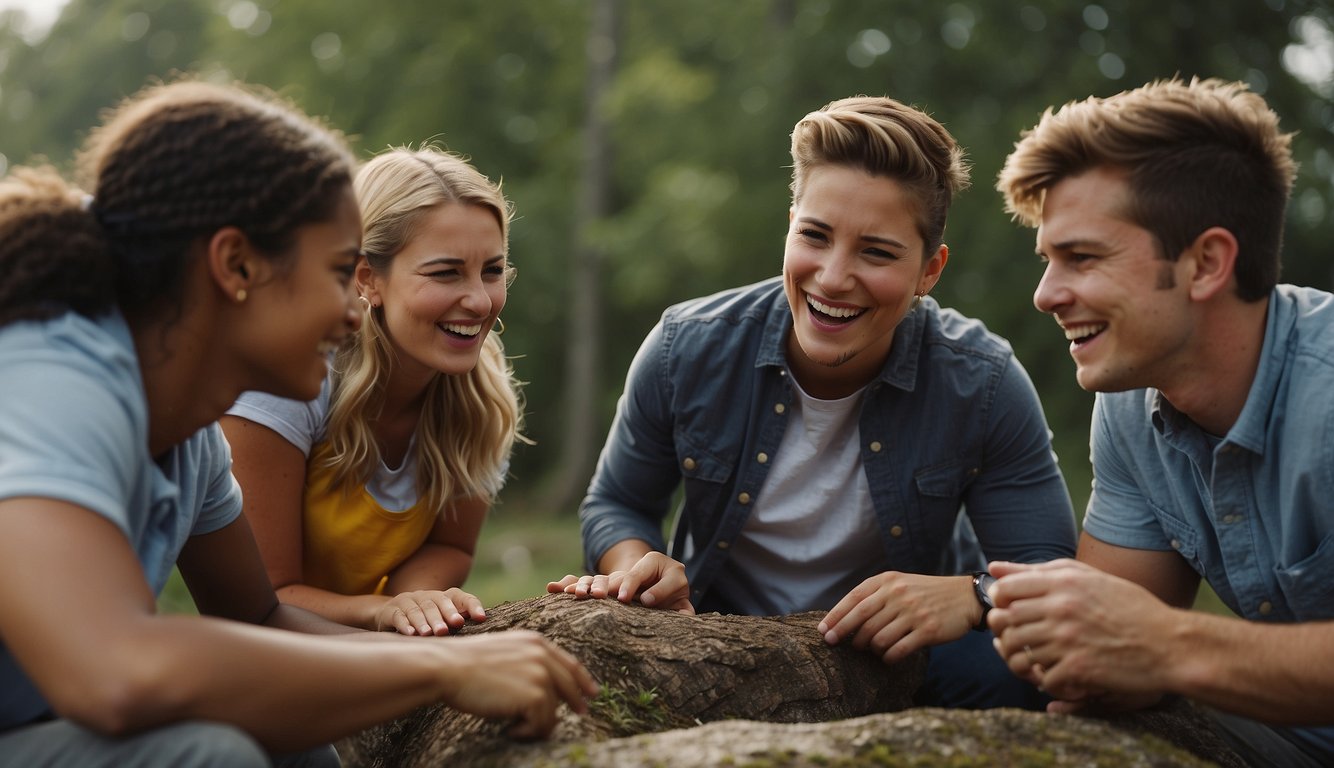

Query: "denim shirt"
<box><xmin>580</xmin><ymin>278</ymin><xmax>1076</xmax><ymax>613</ymax></box>
<box><xmin>1083</xmin><ymin>284</ymin><xmax>1334</xmax><ymax>759</ymax></box>
<box><xmin>1084</xmin><ymin>284</ymin><xmax>1334</xmax><ymax>623</ymax></box>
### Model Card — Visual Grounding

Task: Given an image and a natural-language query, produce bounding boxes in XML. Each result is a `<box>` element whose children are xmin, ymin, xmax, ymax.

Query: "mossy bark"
<box><xmin>337</xmin><ymin>594</ymin><xmax>1244</xmax><ymax>768</ymax></box>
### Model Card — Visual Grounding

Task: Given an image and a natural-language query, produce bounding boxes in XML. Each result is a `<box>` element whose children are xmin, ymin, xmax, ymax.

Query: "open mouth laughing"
<box><xmin>807</xmin><ymin>294</ymin><xmax>865</xmax><ymax>325</ymax></box>
<box><xmin>439</xmin><ymin>321</ymin><xmax>483</xmax><ymax>339</ymax></box>
<box><xmin>1061</xmin><ymin>321</ymin><xmax>1106</xmax><ymax>346</ymax></box>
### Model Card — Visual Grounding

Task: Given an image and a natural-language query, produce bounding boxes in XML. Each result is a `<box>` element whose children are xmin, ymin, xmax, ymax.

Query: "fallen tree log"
<box><xmin>337</xmin><ymin>594</ymin><xmax>1245</xmax><ymax>767</ymax></box>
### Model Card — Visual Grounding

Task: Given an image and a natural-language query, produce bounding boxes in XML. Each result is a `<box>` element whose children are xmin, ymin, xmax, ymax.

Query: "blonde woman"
<box><xmin>222</xmin><ymin>146</ymin><xmax>524</xmax><ymax>637</ymax></box>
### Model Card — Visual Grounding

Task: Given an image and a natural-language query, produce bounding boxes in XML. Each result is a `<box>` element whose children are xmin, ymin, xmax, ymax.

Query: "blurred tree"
<box><xmin>2</xmin><ymin>0</ymin><xmax>1330</xmax><ymax>525</ymax></box>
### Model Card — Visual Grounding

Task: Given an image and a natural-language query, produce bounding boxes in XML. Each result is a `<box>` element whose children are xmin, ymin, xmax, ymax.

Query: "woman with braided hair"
<box><xmin>0</xmin><ymin>80</ymin><xmax>594</xmax><ymax>768</ymax></box>
<box><xmin>222</xmin><ymin>146</ymin><xmax>524</xmax><ymax>637</ymax></box>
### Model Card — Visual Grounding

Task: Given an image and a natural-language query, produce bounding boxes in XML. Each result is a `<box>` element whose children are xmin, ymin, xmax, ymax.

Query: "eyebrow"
<box><xmin>420</xmin><ymin>254</ymin><xmax>507</xmax><ymax>268</ymax></box>
<box><xmin>796</xmin><ymin>216</ymin><xmax>908</xmax><ymax>250</ymax></box>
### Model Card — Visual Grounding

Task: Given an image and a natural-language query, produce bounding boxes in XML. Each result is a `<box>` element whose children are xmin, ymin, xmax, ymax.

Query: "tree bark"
<box><xmin>337</xmin><ymin>595</ymin><xmax>1245</xmax><ymax>768</ymax></box>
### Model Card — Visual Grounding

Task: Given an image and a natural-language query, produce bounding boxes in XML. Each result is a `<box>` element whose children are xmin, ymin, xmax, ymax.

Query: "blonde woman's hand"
<box><xmin>377</xmin><ymin>588</ymin><xmax>487</xmax><ymax>636</ymax></box>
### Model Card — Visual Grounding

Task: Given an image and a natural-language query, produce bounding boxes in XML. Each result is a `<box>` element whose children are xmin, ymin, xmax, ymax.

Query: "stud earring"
<box><xmin>235</xmin><ymin>289</ymin><xmax>247</xmax><ymax>303</ymax></box>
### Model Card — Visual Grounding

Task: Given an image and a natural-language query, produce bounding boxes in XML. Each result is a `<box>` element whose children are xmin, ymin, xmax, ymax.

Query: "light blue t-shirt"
<box><xmin>0</xmin><ymin>310</ymin><xmax>242</xmax><ymax>730</ymax></box>
<box><xmin>1084</xmin><ymin>284</ymin><xmax>1334</xmax><ymax>758</ymax></box>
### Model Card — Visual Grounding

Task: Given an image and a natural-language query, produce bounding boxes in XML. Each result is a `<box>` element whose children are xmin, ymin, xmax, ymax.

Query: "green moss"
<box><xmin>589</xmin><ymin>684</ymin><xmax>675</xmax><ymax>737</ymax></box>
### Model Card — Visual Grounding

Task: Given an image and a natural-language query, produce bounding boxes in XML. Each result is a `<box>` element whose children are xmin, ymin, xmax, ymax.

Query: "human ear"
<box><xmin>354</xmin><ymin>255</ymin><xmax>381</xmax><ymax>308</ymax></box>
<box><xmin>918</xmin><ymin>244</ymin><xmax>950</xmax><ymax>295</ymax></box>
<box><xmin>1186</xmin><ymin>227</ymin><xmax>1238</xmax><ymax>302</ymax></box>
<box><xmin>205</xmin><ymin>227</ymin><xmax>258</xmax><ymax>303</ymax></box>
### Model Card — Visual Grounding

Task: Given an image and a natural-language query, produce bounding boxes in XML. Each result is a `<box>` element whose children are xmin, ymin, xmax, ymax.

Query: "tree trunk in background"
<box><xmin>547</xmin><ymin>0</ymin><xmax>619</xmax><ymax>517</ymax></box>
<box><xmin>336</xmin><ymin>596</ymin><xmax>1245</xmax><ymax>768</ymax></box>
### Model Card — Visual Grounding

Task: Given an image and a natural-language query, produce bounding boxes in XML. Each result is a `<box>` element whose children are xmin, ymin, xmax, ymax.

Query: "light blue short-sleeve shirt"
<box><xmin>0</xmin><ymin>310</ymin><xmax>242</xmax><ymax>729</ymax></box>
<box><xmin>1083</xmin><ymin>284</ymin><xmax>1334</xmax><ymax>758</ymax></box>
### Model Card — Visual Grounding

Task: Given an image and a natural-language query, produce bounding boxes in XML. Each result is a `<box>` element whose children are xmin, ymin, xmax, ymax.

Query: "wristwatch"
<box><xmin>971</xmin><ymin>571</ymin><xmax>997</xmax><ymax>632</ymax></box>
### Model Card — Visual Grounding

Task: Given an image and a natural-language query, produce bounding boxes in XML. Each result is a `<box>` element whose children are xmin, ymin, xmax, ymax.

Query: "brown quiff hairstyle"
<box><xmin>998</xmin><ymin>77</ymin><xmax>1296</xmax><ymax>302</ymax></box>
<box><xmin>790</xmin><ymin>96</ymin><xmax>971</xmax><ymax>257</ymax></box>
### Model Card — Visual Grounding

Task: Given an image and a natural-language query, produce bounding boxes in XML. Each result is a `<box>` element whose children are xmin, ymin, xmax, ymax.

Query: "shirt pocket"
<box><xmin>676</xmin><ymin>433</ymin><xmax>735</xmax><ymax>532</ymax></box>
<box><xmin>1274</xmin><ymin>532</ymin><xmax>1334</xmax><ymax>621</ymax></box>
<box><xmin>912</xmin><ymin>460</ymin><xmax>969</xmax><ymax>549</ymax></box>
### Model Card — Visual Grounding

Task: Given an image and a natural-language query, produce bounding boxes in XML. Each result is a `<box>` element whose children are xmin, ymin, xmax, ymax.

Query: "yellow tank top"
<box><xmin>301</xmin><ymin>461</ymin><xmax>436</xmax><ymax>595</ymax></box>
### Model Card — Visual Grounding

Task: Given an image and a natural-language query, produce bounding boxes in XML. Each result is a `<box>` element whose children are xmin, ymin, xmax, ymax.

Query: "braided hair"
<box><xmin>0</xmin><ymin>79</ymin><xmax>356</xmax><ymax>329</ymax></box>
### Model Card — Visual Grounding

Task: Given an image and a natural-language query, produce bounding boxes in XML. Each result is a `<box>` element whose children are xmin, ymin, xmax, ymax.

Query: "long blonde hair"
<box><xmin>315</xmin><ymin>146</ymin><xmax>525</xmax><ymax>513</ymax></box>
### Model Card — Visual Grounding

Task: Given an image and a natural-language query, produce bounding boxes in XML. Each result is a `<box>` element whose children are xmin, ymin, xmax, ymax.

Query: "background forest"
<box><xmin>3</xmin><ymin>0</ymin><xmax>1332</xmax><ymax>607</ymax></box>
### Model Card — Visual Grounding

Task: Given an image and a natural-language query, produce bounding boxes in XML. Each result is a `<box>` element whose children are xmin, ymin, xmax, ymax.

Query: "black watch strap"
<box><xmin>971</xmin><ymin>571</ymin><xmax>997</xmax><ymax>632</ymax></box>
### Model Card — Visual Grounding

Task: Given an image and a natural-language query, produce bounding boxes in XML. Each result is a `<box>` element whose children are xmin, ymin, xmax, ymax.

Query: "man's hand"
<box><xmin>988</xmin><ymin>559</ymin><xmax>1175</xmax><ymax>710</ymax></box>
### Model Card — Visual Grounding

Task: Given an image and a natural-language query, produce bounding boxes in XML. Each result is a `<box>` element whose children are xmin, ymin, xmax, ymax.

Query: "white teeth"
<box><xmin>1062</xmin><ymin>322</ymin><xmax>1106</xmax><ymax>341</ymax></box>
<box><xmin>807</xmin><ymin>295</ymin><xmax>864</xmax><ymax>319</ymax></box>
<box><xmin>442</xmin><ymin>322</ymin><xmax>482</xmax><ymax>337</ymax></box>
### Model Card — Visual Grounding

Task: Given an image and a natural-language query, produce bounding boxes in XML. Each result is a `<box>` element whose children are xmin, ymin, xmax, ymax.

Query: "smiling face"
<box><xmin>783</xmin><ymin>164</ymin><xmax>946</xmax><ymax>399</ymax></box>
<box><xmin>361</xmin><ymin>202</ymin><xmax>507</xmax><ymax>381</ymax></box>
<box><xmin>1033</xmin><ymin>166</ymin><xmax>1195</xmax><ymax>393</ymax></box>
<box><xmin>245</xmin><ymin>185</ymin><xmax>363</xmax><ymax>400</ymax></box>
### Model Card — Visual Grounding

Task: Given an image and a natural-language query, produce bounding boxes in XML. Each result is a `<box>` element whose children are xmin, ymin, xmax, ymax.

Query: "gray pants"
<box><xmin>0</xmin><ymin>718</ymin><xmax>340</xmax><ymax>768</ymax></box>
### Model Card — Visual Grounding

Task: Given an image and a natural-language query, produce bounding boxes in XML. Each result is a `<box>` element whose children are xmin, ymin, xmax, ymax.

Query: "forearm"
<box><xmin>274</xmin><ymin>583</ymin><xmax>390</xmax><ymax>631</ymax></box>
<box><xmin>74</xmin><ymin>614</ymin><xmax>456</xmax><ymax>752</ymax></box>
<box><xmin>1167</xmin><ymin>613</ymin><xmax>1334</xmax><ymax>724</ymax></box>
<box><xmin>385</xmin><ymin>544</ymin><xmax>473</xmax><ymax>594</ymax></box>
<box><xmin>596</xmin><ymin>538</ymin><xmax>655</xmax><ymax>574</ymax></box>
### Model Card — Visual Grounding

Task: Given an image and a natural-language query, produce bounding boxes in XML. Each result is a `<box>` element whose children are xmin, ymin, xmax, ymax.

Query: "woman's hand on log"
<box><xmin>547</xmin><ymin>552</ymin><xmax>695</xmax><ymax>614</ymax></box>
<box><xmin>437</xmin><ymin>630</ymin><xmax>599</xmax><ymax>740</ymax></box>
<box><xmin>818</xmin><ymin>572</ymin><xmax>976</xmax><ymax>664</ymax></box>
<box><xmin>375</xmin><ymin>588</ymin><xmax>487</xmax><ymax>636</ymax></box>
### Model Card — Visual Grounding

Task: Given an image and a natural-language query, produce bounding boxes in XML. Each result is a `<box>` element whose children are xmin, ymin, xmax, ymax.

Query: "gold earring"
<box><xmin>492</xmin><ymin>316</ymin><xmax>505</xmax><ymax>335</ymax></box>
<box><xmin>236</xmin><ymin>289</ymin><xmax>247</xmax><ymax>303</ymax></box>
<box><xmin>358</xmin><ymin>295</ymin><xmax>371</xmax><ymax>312</ymax></box>
<box><xmin>912</xmin><ymin>293</ymin><xmax>922</xmax><ymax>310</ymax></box>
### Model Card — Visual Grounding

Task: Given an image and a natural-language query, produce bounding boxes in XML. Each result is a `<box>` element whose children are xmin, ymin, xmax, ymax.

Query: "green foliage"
<box><xmin>7</xmin><ymin>0</ymin><xmax>1333</xmax><ymax>530</ymax></box>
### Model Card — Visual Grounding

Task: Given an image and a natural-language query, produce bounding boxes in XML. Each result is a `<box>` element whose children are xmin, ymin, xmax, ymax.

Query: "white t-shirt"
<box><xmin>720</xmin><ymin>375</ymin><xmax>884</xmax><ymax>615</ymax></box>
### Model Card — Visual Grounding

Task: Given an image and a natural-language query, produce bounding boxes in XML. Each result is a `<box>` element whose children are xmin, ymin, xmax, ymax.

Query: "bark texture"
<box><xmin>338</xmin><ymin>594</ymin><xmax>1245</xmax><ymax>768</ymax></box>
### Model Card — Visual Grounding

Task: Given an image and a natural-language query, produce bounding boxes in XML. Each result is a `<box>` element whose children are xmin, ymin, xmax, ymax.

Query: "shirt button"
<box><xmin>890</xmin><ymin>525</ymin><xmax>904</xmax><ymax>538</ymax></box>
<box><xmin>774</xmin><ymin>403</ymin><xmax>786</xmax><ymax>414</ymax></box>
<box><xmin>1223</xmin><ymin>514</ymin><xmax>1240</xmax><ymax>524</ymax></box>
<box><xmin>716</xmin><ymin>540</ymin><xmax>730</xmax><ymax>550</ymax></box>
<box><xmin>968</xmin><ymin>467</ymin><xmax>980</xmax><ymax>477</ymax></box>
<box><xmin>1170</xmin><ymin>539</ymin><xmax>1182</xmax><ymax>550</ymax></box>
<box><xmin>869</xmin><ymin>441</ymin><xmax>882</xmax><ymax>453</ymax></box>
<box><xmin>1258</xmin><ymin>601</ymin><xmax>1273</xmax><ymax>615</ymax></box>
<box><xmin>756</xmin><ymin>452</ymin><xmax>769</xmax><ymax>464</ymax></box>
<box><xmin>738</xmin><ymin>492</ymin><xmax>752</xmax><ymax>505</ymax></box>
<box><xmin>682</xmin><ymin>457</ymin><xmax>697</xmax><ymax>471</ymax></box>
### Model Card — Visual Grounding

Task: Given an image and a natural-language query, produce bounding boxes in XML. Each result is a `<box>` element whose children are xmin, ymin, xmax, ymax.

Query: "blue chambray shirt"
<box><xmin>1084</xmin><ymin>284</ymin><xmax>1334</xmax><ymax>758</ymax></box>
<box><xmin>580</xmin><ymin>278</ymin><xmax>1076</xmax><ymax>614</ymax></box>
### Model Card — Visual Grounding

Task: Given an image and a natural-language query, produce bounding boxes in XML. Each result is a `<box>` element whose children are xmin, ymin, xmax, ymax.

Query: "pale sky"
<box><xmin>0</xmin><ymin>0</ymin><xmax>68</xmax><ymax>44</ymax></box>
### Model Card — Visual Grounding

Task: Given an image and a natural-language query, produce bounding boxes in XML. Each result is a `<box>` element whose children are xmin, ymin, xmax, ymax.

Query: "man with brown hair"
<box><xmin>990</xmin><ymin>77</ymin><xmax>1334</xmax><ymax>767</ymax></box>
